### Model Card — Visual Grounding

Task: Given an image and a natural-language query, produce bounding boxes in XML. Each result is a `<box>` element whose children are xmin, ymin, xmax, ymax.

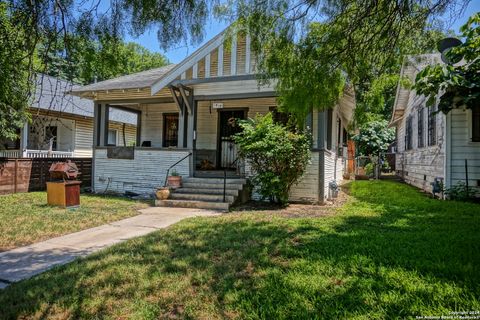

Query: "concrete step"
<box><xmin>175</xmin><ymin>188</ymin><xmax>239</xmax><ymax>196</ymax></box>
<box><xmin>155</xmin><ymin>199</ymin><xmax>229</xmax><ymax>211</ymax></box>
<box><xmin>170</xmin><ymin>192</ymin><xmax>235</xmax><ymax>203</ymax></box>
<box><xmin>184</xmin><ymin>177</ymin><xmax>247</xmax><ymax>185</ymax></box>
<box><xmin>182</xmin><ymin>182</ymin><xmax>244</xmax><ymax>190</ymax></box>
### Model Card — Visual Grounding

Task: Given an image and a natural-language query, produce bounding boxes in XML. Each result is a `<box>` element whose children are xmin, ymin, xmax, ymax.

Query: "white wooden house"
<box><xmin>0</xmin><ymin>75</ymin><xmax>138</xmax><ymax>158</ymax></box>
<box><xmin>71</xmin><ymin>30</ymin><xmax>355</xmax><ymax>209</ymax></box>
<box><xmin>390</xmin><ymin>54</ymin><xmax>480</xmax><ymax>196</ymax></box>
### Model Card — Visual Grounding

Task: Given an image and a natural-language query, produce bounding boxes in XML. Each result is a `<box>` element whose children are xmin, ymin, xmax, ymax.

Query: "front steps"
<box><xmin>155</xmin><ymin>177</ymin><xmax>247</xmax><ymax>211</ymax></box>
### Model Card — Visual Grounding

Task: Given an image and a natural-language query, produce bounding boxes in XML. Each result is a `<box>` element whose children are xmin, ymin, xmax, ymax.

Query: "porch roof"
<box><xmin>70</xmin><ymin>64</ymin><xmax>177</xmax><ymax>93</ymax></box>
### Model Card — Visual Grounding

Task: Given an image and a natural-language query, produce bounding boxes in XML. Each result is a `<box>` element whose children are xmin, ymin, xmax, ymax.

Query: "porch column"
<box><xmin>20</xmin><ymin>122</ymin><xmax>28</xmax><ymax>157</ymax></box>
<box><xmin>177</xmin><ymin>103</ymin><xmax>186</xmax><ymax>148</ymax></box>
<box><xmin>95</xmin><ymin>103</ymin><xmax>108</xmax><ymax>147</ymax></box>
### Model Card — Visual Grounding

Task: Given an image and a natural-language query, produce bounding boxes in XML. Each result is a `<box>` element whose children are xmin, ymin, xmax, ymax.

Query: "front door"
<box><xmin>218</xmin><ymin>110</ymin><xmax>245</xmax><ymax>169</ymax></box>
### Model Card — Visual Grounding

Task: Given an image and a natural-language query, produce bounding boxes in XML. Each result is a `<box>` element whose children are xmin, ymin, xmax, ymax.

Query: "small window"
<box><xmin>472</xmin><ymin>105</ymin><xmax>480</xmax><ymax>142</ymax></box>
<box><xmin>418</xmin><ymin>108</ymin><xmax>425</xmax><ymax>148</ymax></box>
<box><xmin>107</xmin><ymin>129</ymin><xmax>117</xmax><ymax>146</ymax></box>
<box><xmin>428</xmin><ymin>107</ymin><xmax>437</xmax><ymax>146</ymax></box>
<box><xmin>405</xmin><ymin>115</ymin><xmax>413</xmax><ymax>150</ymax></box>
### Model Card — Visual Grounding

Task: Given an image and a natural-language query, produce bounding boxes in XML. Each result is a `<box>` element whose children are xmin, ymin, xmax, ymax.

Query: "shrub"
<box><xmin>234</xmin><ymin>113</ymin><xmax>311</xmax><ymax>205</ymax></box>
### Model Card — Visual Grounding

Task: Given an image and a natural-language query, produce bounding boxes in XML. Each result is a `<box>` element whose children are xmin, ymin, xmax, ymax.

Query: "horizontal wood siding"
<box><xmin>193</xmin><ymin>79</ymin><xmax>276</xmax><ymax>96</ymax></box>
<box><xmin>94</xmin><ymin>148</ymin><xmax>190</xmax><ymax>194</ymax></box>
<box><xmin>323</xmin><ymin>150</ymin><xmax>344</xmax><ymax>201</ymax></box>
<box><xmin>289</xmin><ymin>151</ymin><xmax>320</xmax><ymax>203</ymax></box>
<box><xmin>394</xmin><ymin>86</ymin><xmax>446</xmax><ymax>193</ymax></box>
<box><xmin>74</xmin><ymin>118</ymin><xmax>94</xmax><ymax>157</ymax></box>
<box><xmin>449</xmin><ymin>108</ymin><xmax>480</xmax><ymax>191</ymax></box>
<box><xmin>236</xmin><ymin>35</ymin><xmax>247</xmax><ymax>75</ymax></box>
<box><xmin>140</xmin><ymin>103</ymin><xmax>179</xmax><ymax>148</ymax></box>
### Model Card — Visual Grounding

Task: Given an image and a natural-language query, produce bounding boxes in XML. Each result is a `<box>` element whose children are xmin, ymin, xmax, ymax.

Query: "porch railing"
<box><xmin>0</xmin><ymin>150</ymin><xmax>22</xmax><ymax>158</ymax></box>
<box><xmin>0</xmin><ymin>149</ymin><xmax>74</xmax><ymax>158</ymax></box>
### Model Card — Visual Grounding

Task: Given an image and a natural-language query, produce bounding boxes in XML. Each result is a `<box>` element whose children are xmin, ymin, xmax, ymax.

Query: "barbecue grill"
<box><xmin>46</xmin><ymin>160</ymin><xmax>81</xmax><ymax>208</ymax></box>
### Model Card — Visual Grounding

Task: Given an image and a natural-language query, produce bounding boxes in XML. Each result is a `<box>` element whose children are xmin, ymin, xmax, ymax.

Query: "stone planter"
<box><xmin>167</xmin><ymin>176</ymin><xmax>182</xmax><ymax>189</ymax></box>
<box><xmin>156</xmin><ymin>187</ymin><xmax>170</xmax><ymax>200</ymax></box>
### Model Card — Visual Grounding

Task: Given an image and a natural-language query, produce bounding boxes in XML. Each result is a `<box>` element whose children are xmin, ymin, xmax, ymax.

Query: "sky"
<box><xmin>125</xmin><ymin>1</ymin><xmax>480</xmax><ymax>64</ymax></box>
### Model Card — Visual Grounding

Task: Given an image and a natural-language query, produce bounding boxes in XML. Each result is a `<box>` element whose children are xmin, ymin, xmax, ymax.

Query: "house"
<box><xmin>390</xmin><ymin>54</ymin><xmax>480</xmax><ymax>195</ymax></box>
<box><xmin>70</xmin><ymin>30</ymin><xmax>355</xmax><ymax>209</ymax></box>
<box><xmin>0</xmin><ymin>75</ymin><xmax>138</xmax><ymax>158</ymax></box>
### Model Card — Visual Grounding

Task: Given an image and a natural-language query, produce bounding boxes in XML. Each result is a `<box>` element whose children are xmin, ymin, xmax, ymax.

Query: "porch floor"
<box><xmin>194</xmin><ymin>170</ymin><xmax>243</xmax><ymax>179</ymax></box>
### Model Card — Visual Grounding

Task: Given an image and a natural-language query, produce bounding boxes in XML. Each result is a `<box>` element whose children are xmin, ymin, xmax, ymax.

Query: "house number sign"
<box><xmin>212</xmin><ymin>102</ymin><xmax>224</xmax><ymax>109</ymax></box>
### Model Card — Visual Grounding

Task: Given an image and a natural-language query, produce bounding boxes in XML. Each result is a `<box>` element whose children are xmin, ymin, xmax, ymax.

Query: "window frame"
<box><xmin>107</xmin><ymin>129</ymin><xmax>118</xmax><ymax>146</ymax></box>
<box><xmin>427</xmin><ymin>106</ymin><xmax>437</xmax><ymax>146</ymax></box>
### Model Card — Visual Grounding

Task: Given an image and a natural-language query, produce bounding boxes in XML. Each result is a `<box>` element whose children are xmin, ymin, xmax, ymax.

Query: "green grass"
<box><xmin>0</xmin><ymin>192</ymin><xmax>150</xmax><ymax>251</ymax></box>
<box><xmin>1</xmin><ymin>181</ymin><xmax>479</xmax><ymax>319</ymax></box>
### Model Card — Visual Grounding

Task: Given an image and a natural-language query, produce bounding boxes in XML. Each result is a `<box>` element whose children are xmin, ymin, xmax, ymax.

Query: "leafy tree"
<box><xmin>352</xmin><ymin>119</ymin><xmax>395</xmax><ymax>179</ymax></box>
<box><xmin>234</xmin><ymin>113</ymin><xmax>311</xmax><ymax>205</ymax></box>
<box><xmin>0</xmin><ymin>3</ymin><xmax>32</xmax><ymax>140</ymax></box>
<box><xmin>38</xmin><ymin>38</ymin><xmax>169</xmax><ymax>84</ymax></box>
<box><xmin>415</xmin><ymin>13</ymin><xmax>480</xmax><ymax>114</ymax></box>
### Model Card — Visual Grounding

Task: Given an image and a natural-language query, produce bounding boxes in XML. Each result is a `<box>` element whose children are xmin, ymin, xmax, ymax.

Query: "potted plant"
<box><xmin>156</xmin><ymin>186</ymin><xmax>170</xmax><ymax>200</ymax></box>
<box><xmin>167</xmin><ymin>169</ymin><xmax>182</xmax><ymax>189</ymax></box>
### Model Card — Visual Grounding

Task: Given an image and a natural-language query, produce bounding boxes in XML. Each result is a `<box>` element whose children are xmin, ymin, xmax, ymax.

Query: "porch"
<box><xmin>91</xmin><ymin>95</ymin><xmax>278</xmax><ymax>194</ymax></box>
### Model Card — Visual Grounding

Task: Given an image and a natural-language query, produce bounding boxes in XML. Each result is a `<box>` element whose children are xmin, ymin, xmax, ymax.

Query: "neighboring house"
<box><xmin>0</xmin><ymin>75</ymin><xmax>138</xmax><ymax>158</ymax></box>
<box><xmin>390</xmin><ymin>54</ymin><xmax>480</xmax><ymax>195</ymax></box>
<box><xmin>70</xmin><ymin>30</ymin><xmax>355</xmax><ymax>209</ymax></box>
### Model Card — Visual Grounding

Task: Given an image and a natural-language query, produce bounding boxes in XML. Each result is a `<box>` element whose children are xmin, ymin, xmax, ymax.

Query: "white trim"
<box><xmin>151</xmin><ymin>32</ymin><xmax>226</xmax><ymax>95</ymax></box>
<box><xmin>466</xmin><ymin>108</ymin><xmax>480</xmax><ymax>145</ymax></box>
<box><xmin>231</xmin><ymin>35</ymin><xmax>237</xmax><ymax>76</ymax></box>
<box><xmin>205</xmin><ymin>53</ymin><xmax>211</xmax><ymax>78</ymax></box>
<box><xmin>192</xmin><ymin>63</ymin><xmax>198</xmax><ymax>79</ymax></box>
<box><xmin>218</xmin><ymin>44</ymin><xmax>224</xmax><ymax>77</ymax></box>
<box><xmin>245</xmin><ymin>34</ymin><xmax>251</xmax><ymax>74</ymax></box>
<box><xmin>445</xmin><ymin>112</ymin><xmax>451</xmax><ymax>189</ymax></box>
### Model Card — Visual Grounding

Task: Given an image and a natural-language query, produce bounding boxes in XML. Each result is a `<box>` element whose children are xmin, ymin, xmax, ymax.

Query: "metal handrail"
<box><xmin>163</xmin><ymin>152</ymin><xmax>192</xmax><ymax>187</ymax></box>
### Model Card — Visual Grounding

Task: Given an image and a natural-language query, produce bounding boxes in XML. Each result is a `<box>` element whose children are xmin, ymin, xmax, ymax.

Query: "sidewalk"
<box><xmin>0</xmin><ymin>207</ymin><xmax>220</xmax><ymax>289</ymax></box>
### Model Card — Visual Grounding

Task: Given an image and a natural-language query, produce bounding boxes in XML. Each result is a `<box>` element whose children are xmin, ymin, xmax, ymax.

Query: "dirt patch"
<box><xmin>231</xmin><ymin>187</ymin><xmax>350</xmax><ymax>218</ymax></box>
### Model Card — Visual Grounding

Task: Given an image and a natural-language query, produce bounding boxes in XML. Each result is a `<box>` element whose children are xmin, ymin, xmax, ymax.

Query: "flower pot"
<box><xmin>156</xmin><ymin>187</ymin><xmax>170</xmax><ymax>200</ymax></box>
<box><xmin>167</xmin><ymin>176</ymin><xmax>182</xmax><ymax>189</ymax></box>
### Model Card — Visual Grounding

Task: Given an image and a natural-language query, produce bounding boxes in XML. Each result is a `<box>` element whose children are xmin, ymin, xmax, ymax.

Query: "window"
<box><xmin>269</xmin><ymin>107</ymin><xmax>289</xmax><ymax>126</ymax></box>
<box><xmin>107</xmin><ymin>129</ymin><xmax>117</xmax><ymax>146</ymax></box>
<box><xmin>428</xmin><ymin>107</ymin><xmax>437</xmax><ymax>146</ymax></box>
<box><xmin>327</xmin><ymin>109</ymin><xmax>333</xmax><ymax>150</ymax></box>
<box><xmin>163</xmin><ymin>113</ymin><xmax>179</xmax><ymax>147</ymax></box>
<box><xmin>417</xmin><ymin>108</ymin><xmax>425</xmax><ymax>148</ymax></box>
<box><xmin>45</xmin><ymin>126</ymin><xmax>57</xmax><ymax>150</ymax></box>
<box><xmin>472</xmin><ymin>105</ymin><xmax>480</xmax><ymax>142</ymax></box>
<box><xmin>405</xmin><ymin>115</ymin><xmax>413</xmax><ymax>150</ymax></box>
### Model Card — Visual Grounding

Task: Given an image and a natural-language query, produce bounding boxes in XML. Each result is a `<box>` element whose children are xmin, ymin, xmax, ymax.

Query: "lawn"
<box><xmin>1</xmin><ymin>181</ymin><xmax>479</xmax><ymax>319</ymax></box>
<box><xmin>0</xmin><ymin>192</ymin><xmax>150</xmax><ymax>251</ymax></box>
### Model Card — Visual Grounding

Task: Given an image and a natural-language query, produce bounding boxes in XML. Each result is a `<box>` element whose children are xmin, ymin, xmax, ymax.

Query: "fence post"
<box><xmin>14</xmin><ymin>159</ymin><xmax>18</xmax><ymax>193</ymax></box>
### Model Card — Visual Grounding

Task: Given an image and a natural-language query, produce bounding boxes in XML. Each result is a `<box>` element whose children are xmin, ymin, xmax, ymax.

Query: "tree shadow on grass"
<box><xmin>1</xmin><ymin>180</ymin><xmax>479</xmax><ymax>319</ymax></box>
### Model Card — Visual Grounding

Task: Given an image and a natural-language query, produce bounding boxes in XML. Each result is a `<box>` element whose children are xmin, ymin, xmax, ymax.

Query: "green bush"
<box><xmin>234</xmin><ymin>113</ymin><xmax>311</xmax><ymax>205</ymax></box>
<box><xmin>364</xmin><ymin>163</ymin><xmax>375</xmax><ymax>177</ymax></box>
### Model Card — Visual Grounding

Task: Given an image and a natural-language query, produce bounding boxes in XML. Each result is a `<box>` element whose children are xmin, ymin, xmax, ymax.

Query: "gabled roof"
<box><xmin>71</xmin><ymin>65</ymin><xmax>177</xmax><ymax>92</ymax></box>
<box><xmin>389</xmin><ymin>54</ymin><xmax>441</xmax><ymax>126</ymax></box>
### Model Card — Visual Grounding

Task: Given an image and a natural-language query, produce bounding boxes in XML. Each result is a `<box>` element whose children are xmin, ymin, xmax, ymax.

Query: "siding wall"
<box><xmin>94</xmin><ymin>148</ymin><xmax>191</xmax><ymax>195</ymax></box>
<box><xmin>139</xmin><ymin>103</ymin><xmax>179</xmax><ymax>148</ymax></box>
<box><xmin>289</xmin><ymin>151</ymin><xmax>320</xmax><ymax>203</ymax></box>
<box><xmin>448</xmin><ymin>108</ymin><xmax>480</xmax><ymax>191</ymax></box>
<box><xmin>395</xmin><ymin>92</ymin><xmax>446</xmax><ymax>193</ymax></box>
<box><xmin>323</xmin><ymin>150</ymin><xmax>345</xmax><ymax>201</ymax></box>
<box><xmin>108</xmin><ymin>122</ymin><xmax>137</xmax><ymax>147</ymax></box>
<box><xmin>74</xmin><ymin>118</ymin><xmax>94</xmax><ymax>157</ymax></box>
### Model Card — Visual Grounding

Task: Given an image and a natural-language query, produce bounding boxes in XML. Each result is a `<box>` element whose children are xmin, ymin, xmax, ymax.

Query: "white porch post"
<box><xmin>20</xmin><ymin>122</ymin><xmax>28</xmax><ymax>157</ymax></box>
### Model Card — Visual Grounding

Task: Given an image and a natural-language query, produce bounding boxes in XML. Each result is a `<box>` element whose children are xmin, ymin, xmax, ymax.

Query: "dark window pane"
<box><xmin>163</xmin><ymin>114</ymin><xmax>179</xmax><ymax>147</ymax></box>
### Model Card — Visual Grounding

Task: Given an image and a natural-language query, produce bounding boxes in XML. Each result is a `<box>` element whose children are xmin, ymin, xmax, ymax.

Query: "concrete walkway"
<box><xmin>0</xmin><ymin>207</ymin><xmax>220</xmax><ymax>289</ymax></box>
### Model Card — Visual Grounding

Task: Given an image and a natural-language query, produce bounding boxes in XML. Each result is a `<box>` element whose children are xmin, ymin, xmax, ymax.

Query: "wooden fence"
<box><xmin>0</xmin><ymin>158</ymin><xmax>92</xmax><ymax>195</ymax></box>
